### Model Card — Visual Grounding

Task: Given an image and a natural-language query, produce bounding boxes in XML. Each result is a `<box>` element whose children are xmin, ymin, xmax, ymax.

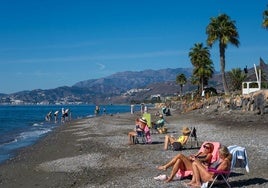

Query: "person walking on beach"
<box><xmin>45</xmin><ymin>111</ymin><xmax>52</xmax><ymax>121</ymax></box>
<box><xmin>130</xmin><ymin>104</ymin><xmax>135</xmax><ymax>114</ymax></box>
<box><xmin>94</xmin><ymin>105</ymin><xmax>100</xmax><ymax>116</ymax></box>
<box><xmin>61</xmin><ymin>108</ymin><xmax>66</xmax><ymax>123</ymax></box>
<box><xmin>140</xmin><ymin>103</ymin><xmax>145</xmax><ymax>114</ymax></box>
<box><xmin>63</xmin><ymin>108</ymin><xmax>70</xmax><ymax>122</ymax></box>
<box><xmin>54</xmin><ymin>110</ymin><xmax>59</xmax><ymax>123</ymax></box>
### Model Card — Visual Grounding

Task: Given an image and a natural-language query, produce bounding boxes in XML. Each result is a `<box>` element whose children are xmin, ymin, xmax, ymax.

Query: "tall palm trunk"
<box><xmin>219</xmin><ymin>44</ymin><xmax>229</xmax><ymax>95</ymax></box>
<box><xmin>200</xmin><ymin>77</ymin><xmax>204</xmax><ymax>94</ymax></box>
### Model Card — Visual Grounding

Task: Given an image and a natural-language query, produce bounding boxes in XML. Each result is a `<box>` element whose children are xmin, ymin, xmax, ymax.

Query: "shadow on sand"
<box><xmin>230</xmin><ymin>177</ymin><xmax>268</xmax><ymax>187</ymax></box>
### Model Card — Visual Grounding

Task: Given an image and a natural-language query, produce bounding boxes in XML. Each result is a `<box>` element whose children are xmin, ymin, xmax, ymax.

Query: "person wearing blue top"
<box><xmin>153</xmin><ymin>114</ymin><xmax>165</xmax><ymax>130</ymax></box>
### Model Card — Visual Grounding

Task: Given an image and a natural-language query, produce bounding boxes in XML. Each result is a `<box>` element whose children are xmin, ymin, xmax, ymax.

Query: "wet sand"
<box><xmin>0</xmin><ymin>106</ymin><xmax>267</xmax><ymax>188</ymax></box>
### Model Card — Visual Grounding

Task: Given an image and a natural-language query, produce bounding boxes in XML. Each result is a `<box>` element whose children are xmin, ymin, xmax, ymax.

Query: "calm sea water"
<box><xmin>0</xmin><ymin>104</ymin><xmax>135</xmax><ymax>164</ymax></box>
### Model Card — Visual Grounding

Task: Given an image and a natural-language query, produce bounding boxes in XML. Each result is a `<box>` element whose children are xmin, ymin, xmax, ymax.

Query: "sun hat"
<box><xmin>182</xmin><ymin>127</ymin><xmax>191</xmax><ymax>134</ymax></box>
<box><xmin>139</xmin><ymin>117</ymin><xmax>147</xmax><ymax>124</ymax></box>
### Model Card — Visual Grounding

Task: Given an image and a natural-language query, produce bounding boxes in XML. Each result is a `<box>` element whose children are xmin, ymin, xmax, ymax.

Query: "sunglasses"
<box><xmin>203</xmin><ymin>145</ymin><xmax>210</xmax><ymax>149</ymax></box>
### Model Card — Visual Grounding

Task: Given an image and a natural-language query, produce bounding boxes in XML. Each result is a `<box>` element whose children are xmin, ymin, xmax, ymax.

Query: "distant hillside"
<box><xmin>1</xmin><ymin>59</ymin><xmax>267</xmax><ymax>105</ymax></box>
<box><xmin>0</xmin><ymin>68</ymin><xmax>193</xmax><ymax>104</ymax></box>
<box><xmin>73</xmin><ymin>68</ymin><xmax>192</xmax><ymax>93</ymax></box>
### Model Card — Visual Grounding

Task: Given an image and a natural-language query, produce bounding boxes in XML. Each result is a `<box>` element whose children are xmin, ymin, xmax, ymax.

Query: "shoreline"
<box><xmin>0</xmin><ymin>107</ymin><xmax>267</xmax><ymax>187</ymax></box>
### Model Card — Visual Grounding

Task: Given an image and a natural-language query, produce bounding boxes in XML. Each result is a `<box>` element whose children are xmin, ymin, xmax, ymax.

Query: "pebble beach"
<box><xmin>0</xmin><ymin>105</ymin><xmax>267</xmax><ymax>188</ymax></box>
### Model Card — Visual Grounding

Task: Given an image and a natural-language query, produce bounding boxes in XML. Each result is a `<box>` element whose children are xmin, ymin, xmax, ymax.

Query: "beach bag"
<box><xmin>158</xmin><ymin>127</ymin><xmax>167</xmax><ymax>134</ymax></box>
<box><xmin>172</xmin><ymin>142</ymin><xmax>182</xmax><ymax>151</ymax></box>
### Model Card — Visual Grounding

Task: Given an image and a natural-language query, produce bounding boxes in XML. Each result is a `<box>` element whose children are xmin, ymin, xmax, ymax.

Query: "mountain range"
<box><xmin>0</xmin><ymin>68</ymin><xmax>196</xmax><ymax>104</ymax></box>
<box><xmin>0</xmin><ymin>59</ymin><xmax>267</xmax><ymax>105</ymax></box>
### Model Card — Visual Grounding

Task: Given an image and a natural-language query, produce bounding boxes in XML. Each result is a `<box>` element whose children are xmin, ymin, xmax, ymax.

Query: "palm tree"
<box><xmin>228</xmin><ymin>68</ymin><xmax>247</xmax><ymax>92</ymax></box>
<box><xmin>263</xmin><ymin>5</ymin><xmax>268</xmax><ymax>29</ymax></box>
<box><xmin>189</xmin><ymin>75</ymin><xmax>199</xmax><ymax>90</ymax></box>
<box><xmin>176</xmin><ymin>73</ymin><xmax>187</xmax><ymax>98</ymax></box>
<box><xmin>189</xmin><ymin>43</ymin><xmax>214</xmax><ymax>94</ymax></box>
<box><xmin>206</xmin><ymin>14</ymin><xmax>240</xmax><ymax>95</ymax></box>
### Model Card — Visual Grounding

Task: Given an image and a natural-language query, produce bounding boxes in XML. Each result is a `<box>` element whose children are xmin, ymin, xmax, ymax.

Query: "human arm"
<box><xmin>189</xmin><ymin>151</ymin><xmax>202</xmax><ymax>161</ymax></box>
<box><xmin>197</xmin><ymin>153</ymin><xmax>212</xmax><ymax>165</ymax></box>
<box><xmin>215</xmin><ymin>159</ymin><xmax>230</xmax><ymax>171</ymax></box>
<box><xmin>190</xmin><ymin>152</ymin><xmax>212</xmax><ymax>165</ymax></box>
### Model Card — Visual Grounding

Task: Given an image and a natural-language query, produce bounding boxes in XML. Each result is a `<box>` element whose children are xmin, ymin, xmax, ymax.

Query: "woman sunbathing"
<box><xmin>186</xmin><ymin>145</ymin><xmax>232</xmax><ymax>187</ymax></box>
<box><xmin>157</xmin><ymin>142</ymin><xmax>214</xmax><ymax>182</ymax></box>
<box><xmin>163</xmin><ymin>127</ymin><xmax>191</xmax><ymax>150</ymax></box>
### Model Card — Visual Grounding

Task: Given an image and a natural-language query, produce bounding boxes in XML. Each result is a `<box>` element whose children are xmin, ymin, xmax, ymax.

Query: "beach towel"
<box><xmin>228</xmin><ymin>145</ymin><xmax>249</xmax><ymax>172</ymax></box>
<box><xmin>144</xmin><ymin>126</ymin><xmax>152</xmax><ymax>144</ymax></box>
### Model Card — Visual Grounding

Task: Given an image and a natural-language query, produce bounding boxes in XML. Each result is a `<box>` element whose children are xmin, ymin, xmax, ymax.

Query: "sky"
<box><xmin>0</xmin><ymin>0</ymin><xmax>268</xmax><ymax>94</ymax></box>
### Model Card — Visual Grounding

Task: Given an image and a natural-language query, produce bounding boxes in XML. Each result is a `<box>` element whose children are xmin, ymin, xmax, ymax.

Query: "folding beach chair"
<box><xmin>205</xmin><ymin>145</ymin><xmax>249</xmax><ymax>188</ymax></box>
<box><xmin>207</xmin><ymin>168</ymin><xmax>231</xmax><ymax>188</ymax></box>
<box><xmin>185</xmin><ymin>127</ymin><xmax>199</xmax><ymax>149</ymax></box>
<box><xmin>134</xmin><ymin>130</ymin><xmax>146</xmax><ymax>144</ymax></box>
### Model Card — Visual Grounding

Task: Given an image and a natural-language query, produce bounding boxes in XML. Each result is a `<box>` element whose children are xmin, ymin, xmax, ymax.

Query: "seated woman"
<box><xmin>163</xmin><ymin>127</ymin><xmax>191</xmax><ymax>150</ymax></box>
<box><xmin>128</xmin><ymin>118</ymin><xmax>140</xmax><ymax>144</ymax></box>
<box><xmin>128</xmin><ymin>117</ymin><xmax>152</xmax><ymax>144</ymax></box>
<box><xmin>153</xmin><ymin>114</ymin><xmax>165</xmax><ymax>129</ymax></box>
<box><xmin>186</xmin><ymin>145</ymin><xmax>232</xmax><ymax>187</ymax></box>
<box><xmin>157</xmin><ymin>142</ymin><xmax>214</xmax><ymax>182</ymax></box>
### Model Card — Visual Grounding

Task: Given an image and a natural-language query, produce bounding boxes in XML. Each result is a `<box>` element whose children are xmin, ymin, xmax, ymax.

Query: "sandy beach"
<box><xmin>0</xmin><ymin>105</ymin><xmax>267</xmax><ymax>188</ymax></box>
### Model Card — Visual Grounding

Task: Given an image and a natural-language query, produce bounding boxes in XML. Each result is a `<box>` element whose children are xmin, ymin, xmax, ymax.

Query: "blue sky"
<box><xmin>0</xmin><ymin>0</ymin><xmax>267</xmax><ymax>94</ymax></box>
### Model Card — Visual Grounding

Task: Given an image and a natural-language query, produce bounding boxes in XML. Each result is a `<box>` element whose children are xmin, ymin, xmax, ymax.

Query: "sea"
<box><xmin>0</xmin><ymin>104</ymin><xmax>137</xmax><ymax>165</ymax></box>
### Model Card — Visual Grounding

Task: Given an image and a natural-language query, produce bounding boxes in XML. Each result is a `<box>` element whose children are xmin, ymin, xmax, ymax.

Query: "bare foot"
<box><xmin>190</xmin><ymin>183</ymin><xmax>201</xmax><ymax>187</ymax></box>
<box><xmin>184</xmin><ymin>181</ymin><xmax>194</xmax><ymax>186</ymax></box>
<box><xmin>157</xmin><ymin>166</ymin><xmax>166</xmax><ymax>171</ymax></box>
<box><xmin>165</xmin><ymin>177</ymin><xmax>172</xmax><ymax>183</ymax></box>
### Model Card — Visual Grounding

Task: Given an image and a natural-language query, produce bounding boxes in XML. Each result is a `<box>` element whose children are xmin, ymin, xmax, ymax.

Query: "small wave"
<box><xmin>86</xmin><ymin>115</ymin><xmax>95</xmax><ymax>118</ymax></box>
<box><xmin>32</xmin><ymin>123</ymin><xmax>41</xmax><ymax>126</ymax></box>
<box><xmin>19</xmin><ymin>129</ymin><xmax>52</xmax><ymax>140</ymax></box>
<box><xmin>0</xmin><ymin>138</ymin><xmax>18</xmax><ymax>146</ymax></box>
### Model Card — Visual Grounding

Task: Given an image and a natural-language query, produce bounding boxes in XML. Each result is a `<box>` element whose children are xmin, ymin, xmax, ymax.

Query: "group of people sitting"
<box><xmin>156</xmin><ymin>143</ymin><xmax>232</xmax><ymax>187</ymax></box>
<box><xmin>128</xmin><ymin>113</ymin><xmax>168</xmax><ymax>144</ymax></box>
<box><xmin>127</xmin><ymin>114</ymin><xmax>190</xmax><ymax>147</ymax></box>
<box><xmin>127</xmin><ymin>115</ymin><xmax>232</xmax><ymax>187</ymax></box>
